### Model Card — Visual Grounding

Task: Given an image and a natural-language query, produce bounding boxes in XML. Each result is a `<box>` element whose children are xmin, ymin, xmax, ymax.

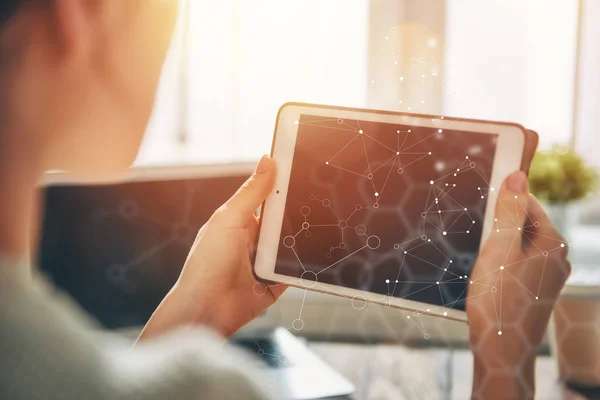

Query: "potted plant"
<box><xmin>528</xmin><ymin>145</ymin><xmax>598</xmax><ymax>241</ymax></box>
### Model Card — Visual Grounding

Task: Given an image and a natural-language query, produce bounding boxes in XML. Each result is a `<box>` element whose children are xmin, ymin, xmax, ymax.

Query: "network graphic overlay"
<box><xmin>276</xmin><ymin>114</ymin><xmax>494</xmax><ymax>315</ymax></box>
<box><xmin>249</xmin><ymin>112</ymin><xmax>569</xmax><ymax>345</ymax></box>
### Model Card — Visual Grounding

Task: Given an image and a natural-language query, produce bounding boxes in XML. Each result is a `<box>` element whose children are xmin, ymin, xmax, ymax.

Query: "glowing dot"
<box><xmin>371</xmin><ymin>80</ymin><xmax>375</xmax><ymax>84</ymax></box>
<box><xmin>466</xmin><ymin>230</ymin><xmax>470</xmax><ymax>234</ymax></box>
<box><xmin>397</xmin><ymin>152</ymin><xmax>400</xmax><ymax>155</ymax></box>
<box><xmin>498</xmin><ymin>331</ymin><xmax>503</xmax><ymax>336</ymax></box>
<box><xmin>449</xmin><ymin>260</ymin><xmax>453</xmax><ymax>263</ymax></box>
<box><xmin>397</xmin><ymin>130</ymin><xmax>400</xmax><ymax>133</ymax></box>
<box><xmin>294</xmin><ymin>121</ymin><xmax>299</xmax><ymax>125</ymax></box>
<box><xmin>421</xmin><ymin>74</ymin><xmax>426</xmax><ymax>78</ymax></box>
<box><xmin>561</xmin><ymin>243</ymin><xmax>566</xmax><ymax>248</ymax></box>
<box><xmin>496</xmin><ymin>229</ymin><xmax>500</xmax><ymax>232</ymax></box>
<box><xmin>359</xmin><ymin>130</ymin><xmax>364</xmax><ymax>134</ymax></box>
<box><xmin>491</xmin><ymin>187</ymin><xmax>495</xmax><ymax>191</ymax></box>
<box><xmin>429</xmin><ymin>152</ymin><xmax>432</xmax><ymax>155</ymax></box>
<box><xmin>478</xmin><ymin>187</ymin><xmax>481</xmax><ymax>190</ymax></box>
<box><xmin>438</xmin><ymin>129</ymin><xmax>443</xmax><ymax>133</ymax></box>
<box><xmin>326</xmin><ymin>161</ymin><xmax>329</xmax><ymax>165</ymax></box>
<box><xmin>408</xmin><ymin>107</ymin><xmax>412</xmax><ymax>111</ymax></box>
<box><xmin>443</xmin><ymin>312</ymin><xmax>448</xmax><ymax>316</ymax></box>
<box><xmin>407</xmin><ymin>316</ymin><xmax>411</xmax><ymax>319</ymax></box>
<box><xmin>466</xmin><ymin>156</ymin><xmax>469</xmax><ymax>159</ymax></box>
<box><xmin>400</xmin><ymin>76</ymin><xmax>404</xmax><ymax>81</ymax></box>
<box><xmin>443</xmin><ymin>231</ymin><xmax>447</xmax><ymax>236</ymax></box>
<box><xmin>430</xmin><ymin>180</ymin><xmax>434</xmax><ymax>185</ymax></box>
<box><xmin>470</xmin><ymin>281</ymin><xmax>474</xmax><ymax>284</ymax></box>
<box><xmin>444</xmin><ymin>268</ymin><xmax>447</xmax><ymax>271</ymax></box>
<box><xmin>404</xmin><ymin>251</ymin><xmax>407</xmax><ymax>254</ymax></box>
<box><xmin>500</xmin><ymin>266</ymin><xmax>505</xmax><ymax>270</ymax></box>
<box><xmin>481</xmin><ymin>196</ymin><xmax>484</xmax><ymax>199</ymax></box>
<box><xmin>514</xmin><ymin>195</ymin><xmax>518</xmax><ymax>199</ymax></box>
<box><xmin>386</xmin><ymin>279</ymin><xmax>390</xmax><ymax>283</ymax></box>
<box><xmin>494</xmin><ymin>218</ymin><xmax>498</xmax><ymax>222</ymax></box>
<box><xmin>408</xmin><ymin>130</ymin><xmax>412</xmax><ymax>133</ymax></box>
<box><xmin>535</xmin><ymin>296</ymin><xmax>539</xmax><ymax>300</ymax></box>
<box><xmin>375</xmin><ymin>192</ymin><xmax>380</xmax><ymax>197</ymax></box>
<box><xmin>422</xmin><ymin>100</ymin><xmax>426</xmax><ymax>104</ymax></box>
<box><xmin>518</xmin><ymin>227</ymin><xmax>521</xmax><ymax>231</ymax></box>
<box><xmin>427</xmin><ymin>309</ymin><xmax>431</xmax><ymax>312</ymax></box>
<box><xmin>385</xmin><ymin>36</ymin><xmax>389</xmax><ymax>40</ymax></box>
<box><xmin>464</xmin><ymin>208</ymin><xmax>468</xmax><ymax>211</ymax></box>
<box><xmin>436</xmin><ymin>281</ymin><xmax>440</xmax><ymax>285</ymax></box>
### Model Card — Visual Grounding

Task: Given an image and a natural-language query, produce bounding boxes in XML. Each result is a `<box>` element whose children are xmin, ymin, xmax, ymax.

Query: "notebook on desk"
<box><xmin>38</xmin><ymin>163</ymin><xmax>354</xmax><ymax>400</ymax></box>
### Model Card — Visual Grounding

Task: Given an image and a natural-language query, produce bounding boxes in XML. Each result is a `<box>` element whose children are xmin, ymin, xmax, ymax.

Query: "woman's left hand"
<box><xmin>138</xmin><ymin>155</ymin><xmax>286</xmax><ymax>341</ymax></box>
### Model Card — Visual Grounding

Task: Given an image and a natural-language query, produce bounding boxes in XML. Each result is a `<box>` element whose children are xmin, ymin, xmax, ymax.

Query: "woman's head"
<box><xmin>0</xmin><ymin>0</ymin><xmax>178</xmax><ymax>175</ymax></box>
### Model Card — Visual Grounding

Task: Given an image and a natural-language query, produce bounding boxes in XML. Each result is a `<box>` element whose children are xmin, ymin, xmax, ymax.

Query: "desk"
<box><xmin>309</xmin><ymin>342</ymin><xmax>596</xmax><ymax>400</ymax></box>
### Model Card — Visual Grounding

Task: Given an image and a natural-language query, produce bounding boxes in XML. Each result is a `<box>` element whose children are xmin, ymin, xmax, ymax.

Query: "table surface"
<box><xmin>309</xmin><ymin>342</ymin><xmax>596</xmax><ymax>400</ymax></box>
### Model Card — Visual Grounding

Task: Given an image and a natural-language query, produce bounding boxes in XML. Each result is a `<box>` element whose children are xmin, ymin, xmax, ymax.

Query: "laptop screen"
<box><xmin>38</xmin><ymin>168</ymin><xmax>250</xmax><ymax>329</ymax></box>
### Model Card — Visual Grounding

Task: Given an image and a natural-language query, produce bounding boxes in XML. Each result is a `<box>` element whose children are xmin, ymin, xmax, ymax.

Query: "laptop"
<box><xmin>38</xmin><ymin>163</ymin><xmax>355</xmax><ymax>400</ymax></box>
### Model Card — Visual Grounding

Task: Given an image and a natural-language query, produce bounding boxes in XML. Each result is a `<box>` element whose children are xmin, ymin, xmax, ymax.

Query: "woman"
<box><xmin>0</xmin><ymin>1</ymin><xmax>570</xmax><ymax>399</ymax></box>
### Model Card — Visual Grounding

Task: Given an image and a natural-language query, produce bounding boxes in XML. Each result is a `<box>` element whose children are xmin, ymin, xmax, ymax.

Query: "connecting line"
<box><xmin>123</xmin><ymin>237</ymin><xmax>176</xmax><ymax>268</ymax></box>
<box><xmin>316</xmin><ymin>245</ymin><xmax>368</xmax><ymax>276</ymax></box>
<box><xmin>298</xmin><ymin>288</ymin><xmax>307</xmax><ymax>320</ymax></box>
<box><xmin>291</xmin><ymin>248</ymin><xmax>307</xmax><ymax>272</ymax></box>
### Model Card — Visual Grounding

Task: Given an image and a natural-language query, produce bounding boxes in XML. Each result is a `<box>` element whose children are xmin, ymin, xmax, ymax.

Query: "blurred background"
<box><xmin>138</xmin><ymin>0</ymin><xmax>600</xmax><ymax>222</ymax></box>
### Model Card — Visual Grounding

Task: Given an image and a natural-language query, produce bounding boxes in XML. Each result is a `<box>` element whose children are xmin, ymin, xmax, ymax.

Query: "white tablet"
<box><xmin>254</xmin><ymin>103</ymin><xmax>526</xmax><ymax>322</ymax></box>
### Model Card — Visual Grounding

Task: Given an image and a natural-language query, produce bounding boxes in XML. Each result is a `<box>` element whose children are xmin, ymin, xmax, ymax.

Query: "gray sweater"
<box><xmin>0</xmin><ymin>257</ymin><xmax>271</xmax><ymax>400</ymax></box>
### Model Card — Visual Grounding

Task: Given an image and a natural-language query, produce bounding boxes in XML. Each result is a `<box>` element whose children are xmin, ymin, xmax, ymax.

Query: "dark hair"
<box><xmin>1</xmin><ymin>0</ymin><xmax>23</xmax><ymax>28</ymax></box>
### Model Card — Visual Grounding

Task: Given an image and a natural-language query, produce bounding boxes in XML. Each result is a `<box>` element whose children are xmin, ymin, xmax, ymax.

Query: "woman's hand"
<box><xmin>467</xmin><ymin>171</ymin><xmax>571</xmax><ymax>399</ymax></box>
<box><xmin>138</xmin><ymin>155</ymin><xmax>286</xmax><ymax>342</ymax></box>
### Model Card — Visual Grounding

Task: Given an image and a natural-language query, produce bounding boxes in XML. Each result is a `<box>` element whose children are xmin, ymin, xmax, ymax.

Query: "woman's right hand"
<box><xmin>466</xmin><ymin>170</ymin><xmax>571</xmax><ymax>399</ymax></box>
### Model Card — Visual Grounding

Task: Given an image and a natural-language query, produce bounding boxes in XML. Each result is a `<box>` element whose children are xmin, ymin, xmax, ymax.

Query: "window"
<box><xmin>137</xmin><ymin>0</ymin><xmax>598</xmax><ymax>221</ymax></box>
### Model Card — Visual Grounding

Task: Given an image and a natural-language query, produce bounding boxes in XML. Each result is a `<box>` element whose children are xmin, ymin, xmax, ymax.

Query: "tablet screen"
<box><xmin>275</xmin><ymin>114</ymin><xmax>498</xmax><ymax>311</ymax></box>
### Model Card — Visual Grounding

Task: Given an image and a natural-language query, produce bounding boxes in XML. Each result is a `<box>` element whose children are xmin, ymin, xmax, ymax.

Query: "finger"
<box><xmin>267</xmin><ymin>283</ymin><xmax>287</xmax><ymax>300</ymax></box>
<box><xmin>520</xmin><ymin>130</ymin><xmax>539</xmax><ymax>174</ymax></box>
<box><xmin>246</xmin><ymin>215</ymin><xmax>260</xmax><ymax>242</ymax></box>
<box><xmin>217</xmin><ymin>155</ymin><xmax>276</xmax><ymax>227</ymax></box>
<box><xmin>490</xmin><ymin>171</ymin><xmax>531</xmax><ymax>241</ymax></box>
<box><xmin>522</xmin><ymin>194</ymin><xmax>568</xmax><ymax>258</ymax></box>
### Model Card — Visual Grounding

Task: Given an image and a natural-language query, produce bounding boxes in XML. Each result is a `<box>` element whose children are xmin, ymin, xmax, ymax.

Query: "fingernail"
<box><xmin>507</xmin><ymin>171</ymin><xmax>528</xmax><ymax>193</ymax></box>
<box><xmin>255</xmin><ymin>155</ymin><xmax>271</xmax><ymax>174</ymax></box>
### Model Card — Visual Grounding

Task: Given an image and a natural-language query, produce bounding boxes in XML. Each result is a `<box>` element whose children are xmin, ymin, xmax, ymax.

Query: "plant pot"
<box><xmin>543</xmin><ymin>202</ymin><xmax>580</xmax><ymax>243</ymax></box>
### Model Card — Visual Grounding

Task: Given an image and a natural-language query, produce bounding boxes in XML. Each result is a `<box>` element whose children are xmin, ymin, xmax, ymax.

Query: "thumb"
<box><xmin>490</xmin><ymin>171</ymin><xmax>531</xmax><ymax>239</ymax></box>
<box><xmin>217</xmin><ymin>155</ymin><xmax>276</xmax><ymax>227</ymax></box>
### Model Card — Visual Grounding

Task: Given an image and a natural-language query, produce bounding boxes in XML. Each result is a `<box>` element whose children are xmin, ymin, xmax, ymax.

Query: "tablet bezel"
<box><xmin>254</xmin><ymin>102</ymin><xmax>526</xmax><ymax>322</ymax></box>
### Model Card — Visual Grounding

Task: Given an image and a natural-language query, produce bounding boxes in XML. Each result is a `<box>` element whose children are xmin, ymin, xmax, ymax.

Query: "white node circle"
<box><xmin>322</xmin><ymin>199</ymin><xmax>331</xmax><ymax>207</ymax></box>
<box><xmin>252</xmin><ymin>282</ymin><xmax>268</xmax><ymax>296</ymax></box>
<box><xmin>292</xmin><ymin>319</ymin><xmax>305</xmax><ymax>331</ymax></box>
<box><xmin>367</xmin><ymin>235</ymin><xmax>381</xmax><ymax>250</ymax></box>
<box><xmin>283</xmin><ymin>236</ymin><xmax>296</xmax><ymax>248</ymax></box>
<box><xmin>300</xmin><ymin>271</ymin><xmax>318</xmax><ymax>288</ymax></box>
<box><xmin>300</xmin><ymin>206</ymin><xmax>311</xmax><ymax>216</ymax></box>
<box><xmin>302</xmin><ymin>222</ymin><xmax>310</xmax><ymax>230</ymax></box>
<box><xmin>351</xmin><ymin>295</ymin><xmax>367</xmax><ymax>310</ymax></box>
